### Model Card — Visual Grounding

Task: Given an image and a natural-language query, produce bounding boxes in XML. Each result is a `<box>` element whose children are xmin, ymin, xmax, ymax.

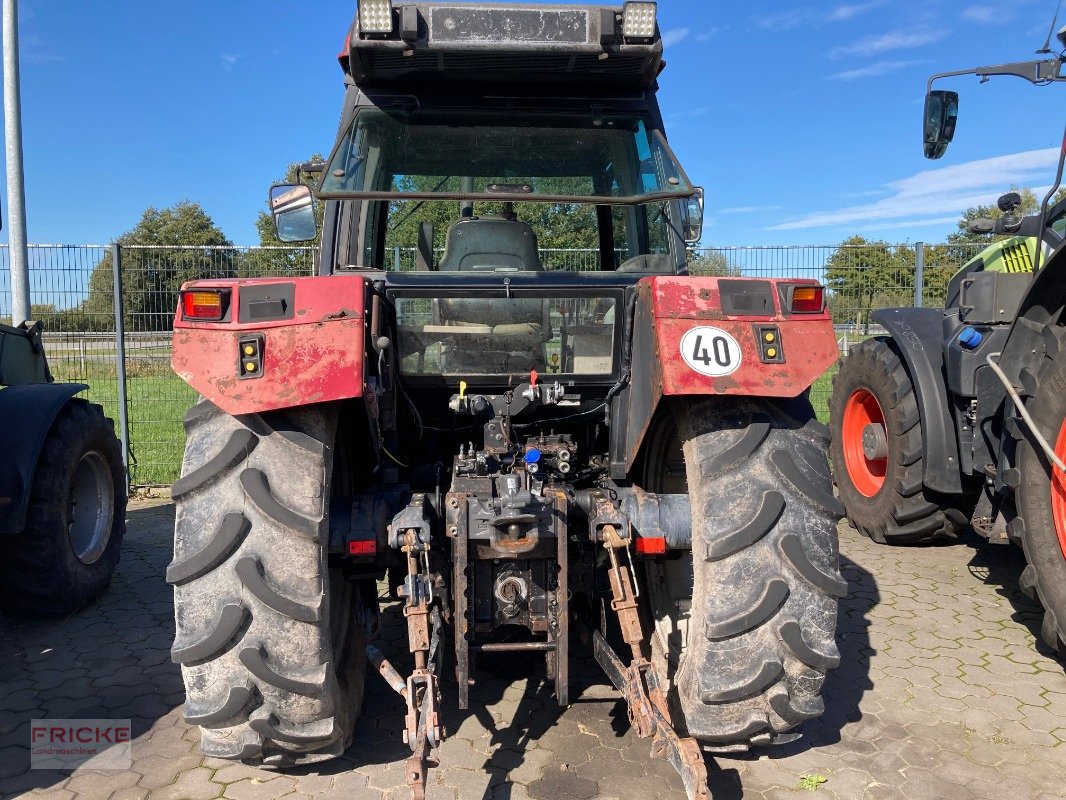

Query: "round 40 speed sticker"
<box><xmin>680</xmin><ymin>326</ymin><xmax>743</xmax><ymax>377</ymax></box>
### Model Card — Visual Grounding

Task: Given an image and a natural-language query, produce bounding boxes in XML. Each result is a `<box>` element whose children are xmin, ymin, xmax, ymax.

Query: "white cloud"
<box><xmin>829</xmin><ymin>59</ymin><xmax>924</xmax><ymax>81</ymax></box>
<box><xmin>752</xmin><ymin>9</ymin><xmax>813</xmax><ymax>31</ymax></box>
<box><xmin>961</xmin><ymin>5</ymin><xmax>1001</xmax><ymax>24</ymax></box>
<box><xmin>829</xmin><ymin>1</ymin><xmax>887</xmax><ymax>21</ymax></box>
<box><xmin>832</xmin><ymin>29</ymin><xmax>946</xmax><ymax>58</ymax></box>
<box><xmin>866</xmin><ymin>216</ymin><xmax>960</xmax><ymax>231</ymax></box>
<box><xmin>221</xmin><ymin>54</ymin><xmax>240</xmax><ymax>71</ymax></box>
<box><xmin>768</xmin><ymin>148</ymin><xmax>1060</xmax><ymax>231</ymax></box>
<box><xmin>719</xmin><ymin>205</ymin><xmax>783</xmax><ymax>214</ymax></box>
<box><xmin>661</xmin><ymin>28</ymin><xmax>690</xmax><ymax>48</ymax></box>
<box><xmin>696</xmin><ymin>27</ymin><xmax>722</xmax><ymax>42</ymax></box>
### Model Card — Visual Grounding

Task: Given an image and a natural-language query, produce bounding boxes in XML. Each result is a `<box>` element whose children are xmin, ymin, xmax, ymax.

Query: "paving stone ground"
<box><xmin>1</xmin><ymin>497</ymin><xmax>1064</xmax><ymax>800</ymax></box>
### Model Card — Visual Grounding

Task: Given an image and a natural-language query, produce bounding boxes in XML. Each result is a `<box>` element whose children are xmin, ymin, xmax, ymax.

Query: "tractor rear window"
<box><xmin>393</xmin><ymin>295</ymin><xmax>617</xmax><ymax>379</ymax></box>
<box><xmin>318</xmin><ymin>109</ymin><xmax>693</xmax><ymax>204</ymax></box>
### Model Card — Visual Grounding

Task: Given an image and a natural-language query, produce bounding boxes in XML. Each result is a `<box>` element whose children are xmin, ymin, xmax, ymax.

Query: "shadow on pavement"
<box><xmin>959</xmin><ymin>527</ymin><xmax>1066</xmax><ymax>668</ymax></box>
<box><xmin>0</xmin><ymin>501</ymin><xmax>180</xmax><ymax>797</ymax></box>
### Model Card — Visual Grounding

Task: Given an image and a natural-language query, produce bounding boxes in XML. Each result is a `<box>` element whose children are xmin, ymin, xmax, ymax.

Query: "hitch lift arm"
<box><xmin>593</xmin><ymin>523</ymin><xmax>710</xmax><ymax>800</ymax></box>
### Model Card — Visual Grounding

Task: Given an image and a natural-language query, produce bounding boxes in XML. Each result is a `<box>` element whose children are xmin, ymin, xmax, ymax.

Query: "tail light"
<box><xmin>181</xmin><ymin>289</ymin><xmax>229</xmax><ymax>321</ymax></box>
<box><xmin>348</xmin><ymin>540</ymin><xmax>376</xmax><ymax>556</ymax></box>
<box><xmin>789</xmin><ymin>285</ymin><xmax>825</xmax><ymax>314</ymax></box>
<box><xmin>635</xmin><ymin>536</ymin><xmax>667</xmax><ymax>555</ymax></box>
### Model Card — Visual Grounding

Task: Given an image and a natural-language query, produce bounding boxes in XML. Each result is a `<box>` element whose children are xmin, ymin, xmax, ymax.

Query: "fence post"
<box><xmin>914</xmin><ymin>241</ymin><xmax>925</xmax><ymax>308</ymax></box>
<box><xmin>111</xmin><ymin>243</ymin><xmax>131</xmax><ymax>490</ymax></box>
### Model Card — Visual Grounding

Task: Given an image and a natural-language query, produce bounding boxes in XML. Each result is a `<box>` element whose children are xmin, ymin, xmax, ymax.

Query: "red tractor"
<box><xmin>169</xmin><ymin>3</ymin><xmax>844</xmax><ymax>797</ymax></box>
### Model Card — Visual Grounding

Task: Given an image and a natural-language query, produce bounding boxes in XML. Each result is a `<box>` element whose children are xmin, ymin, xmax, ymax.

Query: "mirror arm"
<box><xmin>1033</xmin><ymin>124</ymin><xmax>1066</xmax><ymax>276</ymax></box>
<box><xmin>928</xmin><ymin>58</ymin><xmax>1066</xmax><ymax>90</ymax></box>
<box><xmin>297</xmin><ymin>161</ymin><xmax>327</xmax><ymax>186</ymax></box>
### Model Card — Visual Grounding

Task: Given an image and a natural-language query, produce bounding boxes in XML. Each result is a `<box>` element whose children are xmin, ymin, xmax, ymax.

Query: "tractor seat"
<box><xmin>437</xmin><ymin>218</ymin><xmax>544</xmax><ymax>272</ymax></box>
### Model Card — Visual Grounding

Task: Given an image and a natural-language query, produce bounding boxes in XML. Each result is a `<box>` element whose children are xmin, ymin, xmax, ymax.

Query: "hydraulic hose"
<box><xmin>986</xmin><ymin>352</ymin><xmax>1066</xmax><ymax>473</ymax></box>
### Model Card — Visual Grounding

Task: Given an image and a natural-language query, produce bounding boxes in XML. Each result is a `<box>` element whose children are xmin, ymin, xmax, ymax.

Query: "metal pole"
<box><xmin>914</xmin><ymin>242</ymin><xmax>925</xmax><ymax>309</ymax></box>
<box><xmin>111</xmin><ymin>244</ymin><xmax>130</xmax><ymax>488</ymax></box>
<box><xmin>3</xmin><ymin>0</ymin><xmax>30</xmax><ymax>326</ymax></box>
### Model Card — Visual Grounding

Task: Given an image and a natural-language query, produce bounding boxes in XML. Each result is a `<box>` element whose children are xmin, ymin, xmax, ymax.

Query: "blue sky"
<box><xmin>1</xmin><ymin>0</ymin><xmax>1064</xmax><ymax>247</ymax></box>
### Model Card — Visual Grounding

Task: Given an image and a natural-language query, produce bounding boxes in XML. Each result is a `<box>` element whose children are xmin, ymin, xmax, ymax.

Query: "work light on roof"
<box><xmin>622</xmin><ymin>1</ymin><xmax>657</xmax><ymax>41</ymax></box>
<box><xmin>359</xmin><ymin>0</ymin><xmax>394</xmax><ymax>34</ymax></box>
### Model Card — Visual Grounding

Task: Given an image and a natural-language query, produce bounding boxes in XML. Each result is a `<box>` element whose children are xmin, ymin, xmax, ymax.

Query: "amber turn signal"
<box><xmin>790</xmin><ymin>285</ymin><xmax>824</xmax><ymax>314</ymax></box>
<box><xmin>181</xmin><ymin>290</ymin><xmax>227</xmax><ymax>321</ymax></box>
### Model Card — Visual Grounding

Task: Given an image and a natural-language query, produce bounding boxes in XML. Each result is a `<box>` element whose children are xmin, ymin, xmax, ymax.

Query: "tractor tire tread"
<box><xmin>671</xmin><ymin>397</ymin><xmax>842</xmax><ymax>749</ymax></box>
<box><xmin>171</xmin><ymin>400</ymin><xmax>363</xmax><ymax>765</ymax></box>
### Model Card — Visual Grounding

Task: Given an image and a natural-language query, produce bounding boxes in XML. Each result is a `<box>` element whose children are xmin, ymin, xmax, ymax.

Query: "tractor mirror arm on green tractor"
<box><xmin>922</xmin><ymin>57</ymin><xmax>1065</xmax><ymax>161</ymax></box>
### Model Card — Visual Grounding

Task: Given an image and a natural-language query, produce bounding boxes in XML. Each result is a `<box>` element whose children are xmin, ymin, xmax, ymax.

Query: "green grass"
<box><xmin>810</xmin><ymin>365</ymin><xmax>838</xmax><ymax>425</ymax></box>
<box><xmin>51</xmin><ymin>364</ymin><xmax>197</xmax><ymax>486</ymax></box>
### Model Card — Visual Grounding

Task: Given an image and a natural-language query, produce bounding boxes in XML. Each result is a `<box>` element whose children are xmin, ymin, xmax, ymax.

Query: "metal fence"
<box><xmin>0</xmin><ymin>241</ymin><xmax>986</xmax><ymax>486</ymax></box>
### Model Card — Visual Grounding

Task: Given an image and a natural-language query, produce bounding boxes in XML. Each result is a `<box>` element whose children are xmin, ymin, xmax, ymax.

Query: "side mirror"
<box><xmin>923</xmin><ymin>89</ymin><xmax>959</xmax><ymax>160</ymax></box>
<box><xmin>681</xmin><ymin>187</ymin><xmax>705</xmax><ymax>244</ymax></box>
<box><xmin>269</xmin><ymin>184</ymin><xmax>317</xmax><ymax>242</ymax></box>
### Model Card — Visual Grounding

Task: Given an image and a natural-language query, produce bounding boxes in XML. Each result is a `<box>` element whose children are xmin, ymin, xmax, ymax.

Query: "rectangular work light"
<box><xmin>622</xmin><ymin>2</ymin><xmax>657</xmax><ymax>41</ymax></box>
<box><xmin>359</xmin><ymin>0</ymin><xmax>394</xmax><ymax>34</ymax></box>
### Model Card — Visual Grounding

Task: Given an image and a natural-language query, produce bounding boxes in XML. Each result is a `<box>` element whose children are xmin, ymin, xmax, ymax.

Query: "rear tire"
<box><xmin>1013</xmin><ymin>335</ymin><xmax>1066</xmax><ymax>657</ymax></box>
<box><xmin>829</xmin><ymin>338</ymin><xmax>949</xmax><ymax>544</ymax></box>
<box><xmin>169</xmin><ymin>400</ymin><xmax>365</xmax><ymax>765</ymax></box>
<box><xmin>0</xmin><ymin>399</ymin><xmax>126</xmax><ymax>616</ymax></box>
<box><xmin>644</xmin><ymin>397</ymin><xmax>845</xmax><ymax>750</ymax></box>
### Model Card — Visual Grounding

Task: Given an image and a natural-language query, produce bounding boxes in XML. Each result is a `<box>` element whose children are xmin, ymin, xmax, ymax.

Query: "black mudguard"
<box><xmin>0</xmin><ymin>383</ymin><xmax>88</xmax><ymax>536</ymax></box>
<box><xmin>870</xmin><ymin>308</ymin><xmax>964</xmax><ymax>495</ymax></box>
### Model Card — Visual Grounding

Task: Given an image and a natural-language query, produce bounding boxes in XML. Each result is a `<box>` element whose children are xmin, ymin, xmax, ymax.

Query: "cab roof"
<box><xmin>343</xmin><ymin>2</ymin><xmax>665</xmax><ymax>89</ymax></box>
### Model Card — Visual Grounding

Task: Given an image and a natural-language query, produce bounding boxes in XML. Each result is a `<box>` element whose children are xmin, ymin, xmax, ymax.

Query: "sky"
<box><xmin>1</xmin><ymin>0</ymin><xmax>1064</xmax><ymax>248</ymax></box>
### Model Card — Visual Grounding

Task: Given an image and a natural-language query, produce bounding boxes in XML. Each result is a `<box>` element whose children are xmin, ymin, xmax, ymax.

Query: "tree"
<box><xmin>253</xmin><ymin>155</ymin><xmax>325</xmax><ymax>277</ymax></box>
<box><xmin>825</xmin><ymin>236</ymin><xmax>914</xmax><ymax>332</ymax></box>
<box><xmin>946</xmin><ymin>186</ymin><xmax>1066</xmax><ymax>262</ymax></box>
<box><xmin>688</xmin><ymin>249</ymin><xmax>742</xmax><ymax>277</ymax></box>
<box><xmin>82</xmin><ymin>202</ymin><xmax>234</xmax><ymax>332</ymax></box>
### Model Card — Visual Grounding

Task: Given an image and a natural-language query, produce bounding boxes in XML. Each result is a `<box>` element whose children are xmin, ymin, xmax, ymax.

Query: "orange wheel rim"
<box><xmin>1052</xmin><ymin>418</ymin><xmax>1066</xmax><ymax>562</ymax></box>
<box><xmin>842</xmin><ymin>389</ymin><xmax>888</xmax><ymax>497</ymax></box>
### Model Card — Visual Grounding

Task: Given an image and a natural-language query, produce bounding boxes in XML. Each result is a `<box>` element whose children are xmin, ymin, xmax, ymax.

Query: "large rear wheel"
<box><xmin>829</xmin><ymin>338</ymin><xmax>949</xmax><ymax>544</ymax></box>
<box><xmin>1014</xmin><ymin>336</ymin><xmax>1066</xmax><ymax>656</ymax></box>
<box><xmin>643</xmin><ymin>396</ymin><xmax>845</xmax><ymax>751</ymax></box>
<box><xmin>169</xmin><ymin>400</ymin><xmax>365</xmax><ymax>765</ymax></box>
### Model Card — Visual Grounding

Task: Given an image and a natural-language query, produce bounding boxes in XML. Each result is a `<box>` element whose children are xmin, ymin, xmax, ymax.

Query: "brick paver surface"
<box><xmin>1</xmin><ymin>498</ymin><xmax>1064</xmax><ymax>799</ymax></box>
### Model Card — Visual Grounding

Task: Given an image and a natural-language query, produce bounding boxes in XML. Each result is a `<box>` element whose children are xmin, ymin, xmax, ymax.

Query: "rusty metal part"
<box><xmin>390</xmin><ymin>529</ymin><xmax>445</xmax><ymax>800</ymax></box>
<box><xmin>595</xmin><ymin>524</ymin><xmax>710</xmax><ymax>800</ymax></box>
<box><xmin>602</xmin><ymin>524</ymin><xmax>643</xmax><ymax>660</ymax></box>
<box><xmin>449</xmin><ymin>493</ymin><xmax>472</xmax><ymax>709</ymax></box>
<box><xmin>551</xmin><ymin>488</ymin><xmax>569</xmax><ymax>707</ymax></box>
<box><xmin>593</xmin><ymin>632</ymin><xmax>709</xmax><ymax>800</ymax></box>
<box><xmin>402</xmin><ymin>531</ymin><xmax>431</xmax><ymax>662</ymax></box>
<box><xmin>367</xmin><ymin>644</ymin><xmax>407</xmax><ymax>698</ymax></box>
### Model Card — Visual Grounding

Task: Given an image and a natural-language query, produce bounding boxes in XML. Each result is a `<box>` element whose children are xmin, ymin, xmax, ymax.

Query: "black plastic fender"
<box><xmin>0</xmin><ymin>383</ymin><xmax>88</xmax><ymax>536</ymax></box>
<box><xmin>870</xmin><ymin>308</ymin><xmax>963</xmax><ymax>495</ymax></box>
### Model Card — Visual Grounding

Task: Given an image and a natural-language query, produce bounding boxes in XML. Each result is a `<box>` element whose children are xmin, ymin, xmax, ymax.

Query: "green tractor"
<box><xmin>829</xmin><ymin>24</ymin><xmax>1066</xmax><ymax>657</ymax></box>
<box><xmin>0</xmin><ymin>321</ymin><xmax>126</xmax><ymax>615</ymax></box>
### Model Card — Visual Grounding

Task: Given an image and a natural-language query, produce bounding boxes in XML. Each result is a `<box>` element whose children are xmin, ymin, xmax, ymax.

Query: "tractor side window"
<box><xmin>1051</xmin><ymin>205</ymin><xmax>1066</xmax><ymax>237</ymax></box>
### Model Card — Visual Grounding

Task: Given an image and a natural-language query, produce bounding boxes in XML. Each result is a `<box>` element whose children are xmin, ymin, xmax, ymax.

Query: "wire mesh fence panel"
<box><xmin>116</xmin><ymin>245</ymin><xmax>318</xmax><ymax>485</ymax></box>
<box><xmin>0</xmin><ymin>240</ymin><xmax>999</xmax><ymax>485</ymax></box>
<box><xmin>0</xmin><ymin>244</ymin><xmax>120</xmax><ymax>430</ymax></box>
